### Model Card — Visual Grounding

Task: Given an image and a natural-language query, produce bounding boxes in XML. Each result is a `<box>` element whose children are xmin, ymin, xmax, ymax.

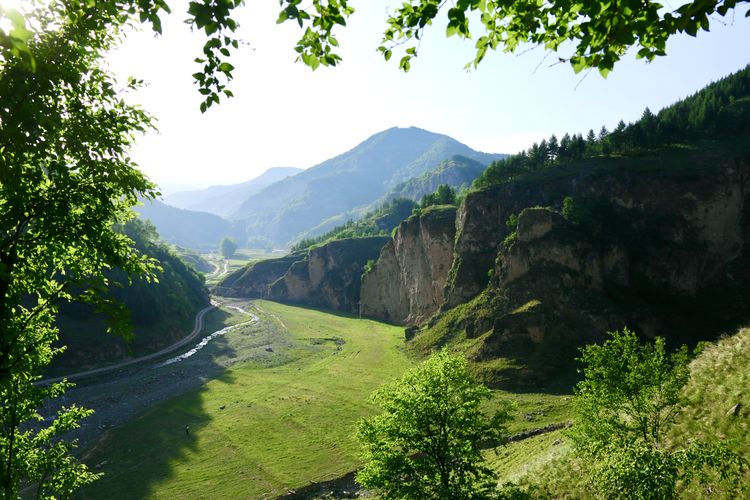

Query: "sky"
<box><xmin>96</xmin><ymin>2</ymin><xmax>750</xmax><ymax>192</ymax></box>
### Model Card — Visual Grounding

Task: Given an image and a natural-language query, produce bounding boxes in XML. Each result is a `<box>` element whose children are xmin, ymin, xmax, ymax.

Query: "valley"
<box><xmin>3</xmin><ymin>22</ymin><xmax>749</xmax><ymax>496</ymax></box>
<box><xmin>73</xmin><ymin>300</ymin><xmax>416</xmax><ymax>499</ymax></box>
<box><xmin>64</xmin><ymin>298</ymin><xmax>574</xmax><ymax>499</ymax></box>
<box><xmin>66</xmin><ymin>67</ymin><xmax>750</xmax><ymax>498</ymax></box>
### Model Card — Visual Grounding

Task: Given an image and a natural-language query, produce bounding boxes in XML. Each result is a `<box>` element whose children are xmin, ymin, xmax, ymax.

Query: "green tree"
<box><xmin>569</xmin><ymin>329</ymin><xmax>746</xmax><ymax>498</ymax></box>
<box><xmin>0</xmin><ymin>1</ymin><xmax>159</xmax><ymax>496</ymax></box>
<box><xmin>220</xmin><ymin>237</ymin><xmax>238</xmax><ymax>258</ymax></box>
<box><xmin>356</xmin><ymin>351</ymin><xmax>513</xmax><ymax>499</ymax></box>
<box><xmin>278</xmin><ymin>0</ymin><xmax>748</xmax><ymax>77</ymax></box>
<box><xmin>6</xmin><ymin>0</ymin><xmax>741</xmax><ymax>115</ymax></box>
<box><xmin>419</xmin><ymin>184</ymin><xmax>457</xmax><ymax>209</ymax></box>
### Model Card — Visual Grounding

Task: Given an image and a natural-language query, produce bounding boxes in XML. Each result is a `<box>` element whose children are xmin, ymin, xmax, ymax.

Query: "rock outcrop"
<box><xmin>421</xmin><ymin>158</ymin><xmax>750</xmax><ymax>387</ymax></box>
<box><xmin>445</xmin><ymin>157</ymin><xmax>750</xmax><ymax>308</ymax></box>
<box><xmin>361</xmin><ymin>206</ymin><xmax>456</xmax><ymax>325</ymax></box>
<box><xmin>268</xmin><ymin>236</ymin><xmax>390</xmax><ymax>312</ymax></box>
<box><xmin>213</xmin><ymin>253</ymin><xmax>304</xmax><ymax>298</ymax></box>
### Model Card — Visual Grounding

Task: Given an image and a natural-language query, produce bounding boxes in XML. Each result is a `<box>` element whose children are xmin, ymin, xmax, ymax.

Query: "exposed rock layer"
<box><xmin>269</xmin><ymin>236</ymin><xmax>389</xmax><ymax>312</ymax></box>
<box><xmin>424</xmin><ymin>158</ymin><xmax>750</xmax><ymax>387</ymax></box>
<box><xmin>361</xmin><ymin>207</ymin><xmax>456</xmax><ymax>325</ymax></box>
<box><xmin>216</xmin><ymin>237</ymin><xmax>389</xmax><ymax>313</ymax></box>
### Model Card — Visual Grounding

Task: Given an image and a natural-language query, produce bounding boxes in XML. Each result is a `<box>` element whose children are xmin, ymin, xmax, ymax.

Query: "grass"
<box><xmin>77</xmin><ymin>301</ymin><xmax>413</xmax><ymax>499</ymax></box>
<box><xmin>488</xmin><ymin>326</ymin><xmax>750</xmax><ymax>498</ymax></box>
<box><xmin>485</xmin><ymin>429</ymin><xmax>570</xmax><ymax>485</ymax></box>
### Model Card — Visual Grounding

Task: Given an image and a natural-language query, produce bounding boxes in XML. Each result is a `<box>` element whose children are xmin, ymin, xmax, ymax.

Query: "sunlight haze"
<box><xmin>104</xmin><ymin>2</ymin><xmax>750</xmax><ymax>189</ymax></box>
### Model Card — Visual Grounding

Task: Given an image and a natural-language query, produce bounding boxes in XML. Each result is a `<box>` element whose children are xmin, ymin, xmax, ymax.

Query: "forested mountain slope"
<box><xmin>361</xmin><ymin>65</ymin><xmax>750</xmax><ymax>387</ymax></box>
<box><xmin>51</xmin><ymin>219</ymin><xmax>210</xmax><ymax>375</ymax></box>
<box><xmin>134</xmin><ymin>199</ymin><xmax>237</xmax><ymax>251</ymax></box>
<box><xmin>382</xmin><ymin>155</ymin><xmax>488</xmax><ymax>202</ymax></box>
<box><xmin>230</xmin><ymin>127</ymin><xmax>503</xmax><ymax>246</ymax></box>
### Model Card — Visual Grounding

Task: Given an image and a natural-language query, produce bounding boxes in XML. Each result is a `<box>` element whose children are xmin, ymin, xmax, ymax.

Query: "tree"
<box><xmin>279</xmin><ymin>0</ymin><xmax>749</xmax><ymax>77</ymax></box>
<box><xmin>5</xmin><ymin>0</ymin><xmax>744</xmax><ymax>116</ymax></box>
<box><xmin>220</xmin><ymin>237</ymin><xmax>238</xmax><ymax>258</ymax></box>
<box><xmin>569</xmin><ymin>329</ymin><xmax>746</xmax><ymax>498</ymax></box>
<box><xmin>0</xmin><ymin>1</ymin><xmax>159</xmax><ymax>496</ymax></box>
<box><xmin>547</xmin><ymin>134</ymin><xmax>559</xmax><ymax>162</ymax></box>
<box><xmin>356</xmin><ymin>351</ymin><xmax>513</xmax><ymax>499</ymax></box>
<box><xmin>419</xmin><ymin>184</ymin><xmax>457</xmax><ymax>209</ymax></box>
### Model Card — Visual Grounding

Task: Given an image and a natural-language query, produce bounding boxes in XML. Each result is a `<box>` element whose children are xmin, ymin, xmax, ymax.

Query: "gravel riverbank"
<box><xmin>48</xmin><ymin>299</ymin><xmax>291</xmax><ymax>454</ymax></box>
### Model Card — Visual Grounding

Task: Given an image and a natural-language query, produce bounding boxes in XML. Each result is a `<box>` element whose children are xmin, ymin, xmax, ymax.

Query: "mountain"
<box><xmin>230</xmin><ymin>127</ymin><xmax>505</xmax><ymax>246</ymax></box>
<box><xmin>164</xmin><ymin>167</ymin><xmax>303</xmax><ymax>217</ymax></box>
<box><xmin>382</xmin><ymin>154</ymin><xmax>489</xmax><ymax>202</ymax></box>
<box><xmin>367</xmin><ymin>64</ymin><xmax>750</xmax><ymax>387</ymax></box>
<box><xmin>219</xmin><ymin>65</ymin><xmax>750</xmax><ymax>390</ymax></box>
<box><xmin>134</xmin><ymin>199</ymin><xmax>236</xmax><ymax>251</ymax></box>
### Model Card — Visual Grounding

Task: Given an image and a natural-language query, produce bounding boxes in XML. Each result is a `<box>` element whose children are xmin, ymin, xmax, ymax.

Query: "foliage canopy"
<box><xmin>5</xmin><ymin>0</ymin><xmax>745</xmax><ymax>113</ymax></box>
<box><xmin>569</xmin><ymin>329</ymin><xmax>747</xmax><ymax>498</ymax></box>
<box><xmin>356</xmin><ymin>351</ymin><xmax>512</xmax><ymax>499</ymax></box>
<box><xmin>0</xmin><ymin>1</ymin><xmax>159</xmax><ymax>496</ymax></box>
<box><xmin>220</xmin><ymin>236</ymin><xmax>238</xmax><ymax>258</ymax></box>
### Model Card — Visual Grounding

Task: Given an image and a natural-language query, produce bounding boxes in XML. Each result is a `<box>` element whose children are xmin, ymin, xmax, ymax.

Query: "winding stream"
<box><xmin>156</xmin><ymin>305</ymin><xmax>258</xmax><ymax>367</ymax></box>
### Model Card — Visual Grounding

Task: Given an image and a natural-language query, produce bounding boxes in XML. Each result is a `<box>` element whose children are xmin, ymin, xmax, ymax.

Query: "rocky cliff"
<box><xmin>214</xmin><ymin>253</ymin><xmax>304</xmax><ymax>298</ymax></box>
<box><xmin>418</xmin><ymin>156</ymin><xmax>750</xmax><ymax>387</ymax></box>
<box><xmin>445</xmin><ymin>153</ymin><xmax>750</xmax><ymax>307</ymax></box>
<box><xmin>269</xmin><ymin>236</ymin><xmax>390</xmax><ymax>312</ymax></box>
<box><xmin>361</xmin><ymin>206</ymin><xmax>456</xmax><ymax>325</ymax></box>
<box><xmin>217</xmin><ymin>237</ymin><xmax>390</xmax><ymax>311</ymax></box>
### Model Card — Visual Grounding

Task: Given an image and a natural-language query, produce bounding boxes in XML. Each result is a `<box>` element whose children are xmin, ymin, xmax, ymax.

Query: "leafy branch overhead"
<box><xmin>188</xmin><ymin>0</ymin><xmax>243</xmax><ymax>112</ymax></box>
<box><xmin>3</xmin><ymin>0</ymin><xmax>745</xmax><ymax>112</ymax></box>
<box><xmin>221</xmin><ymin>0</ymin><xmax>750</xmax><ymax>79</ymax></box>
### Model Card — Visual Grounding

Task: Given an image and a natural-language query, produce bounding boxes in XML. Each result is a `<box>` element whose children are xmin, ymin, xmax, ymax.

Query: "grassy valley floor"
<box><xmin>77</xmin><ymin>301</ymin><xmax>413</xmax><ymax>499</ymax></box>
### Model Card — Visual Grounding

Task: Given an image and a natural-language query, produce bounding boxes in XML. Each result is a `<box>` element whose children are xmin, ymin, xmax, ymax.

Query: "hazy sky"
<box><xmin>102</xmin><ymin>1</ymin><xmax>750</xmax><ymax>191</ymax></box>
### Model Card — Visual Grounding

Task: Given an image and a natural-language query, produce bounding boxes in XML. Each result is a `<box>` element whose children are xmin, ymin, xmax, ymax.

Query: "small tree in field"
<box><xmin>220</xmin><ymin>237</ymin><xmax>237</xmax><ymax>258</ymax></box>
<box><xmin>570</xmin><ymin>328</ymin><xmax>746</xmax><ymax>498</ymax></box>
<box><xmin>356</xmin><ymin>351</ymin><xmax>513</xmax><ymax>499</ymax></box>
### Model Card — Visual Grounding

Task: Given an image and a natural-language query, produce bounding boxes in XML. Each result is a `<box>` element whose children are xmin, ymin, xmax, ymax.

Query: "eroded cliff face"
<box><xmin>269</xmin><ymin>236</ymin><xmax>389</xmax><ymax>312</ymax></box>
<box><xmin>424</xmin><ymin>160</ymin><xmax>750</xmax><ymax>387</ymax></box>
<box><xmin>445</xmin><ymin>160</ymin><xmax>750</xmax><ymax>307</ymax></box>
<box><xmin>361</xmin><ymin>206</ymin><xmax>456</xmax><ymax>325</ymax></box>
<box><xmin>214</xmin><ymin>253</ymin><xmax>303</xmax><ymax>298</ymax></box>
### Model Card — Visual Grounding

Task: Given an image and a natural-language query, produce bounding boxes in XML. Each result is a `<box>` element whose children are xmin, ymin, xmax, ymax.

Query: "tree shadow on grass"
<box><xmin>69</xmin><ymin>308</ymin><xmax>247</xmax><ymax>499</ymax></box>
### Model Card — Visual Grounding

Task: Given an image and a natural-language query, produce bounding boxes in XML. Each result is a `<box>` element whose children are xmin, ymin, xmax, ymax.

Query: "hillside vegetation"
<box><xmin>485</xmin><ymin>326</ymin><xmax>750</xmax><ymax>497</ymax></box>
<box><xmin>52</xmin><ymin>219</ymin><xmax>209</xmax><ymax>375</ymax></box>
<box><xmin>383</xmin><ymin>154</ymin><xmax>489</xmax><ymax>203</ymax></box>
<box><xmin>291</xmin><ymin>198</ymin><xmax>416</xmax><ymax>252</ymax></box>
<box><xmin>475</xmin><ymin>65</ymin><xmax>750</xmax><ymax>189</ymax></box>
<box><xmin>229</xmin><ymin>127</ymin><xmax>503</xmax><ymax>246</ymax></box>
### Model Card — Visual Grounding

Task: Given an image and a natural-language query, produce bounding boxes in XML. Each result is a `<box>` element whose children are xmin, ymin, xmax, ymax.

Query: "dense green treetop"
<box><xmin>474</xmin><ymin>64</ymin><xmax>750</xmax><ymax>189</ymax></box>
<box><xmin>568</xmin><ymin>329</ymin><xmax>747</xmax><ymax>498</ymax></box>
<box><xmin>356</xmin><ymin>351</ymin><xmax>512</xmax><ymax>499</ymax></box>
<box><xmin>220</xmin><ymin>236</ymin><xmax>238</xmax><ymax>258</ymax></box>
<box><xmin>0</xmin><ymin>1</ymin><xmax>160</xmax><ymax>496</ymax></box>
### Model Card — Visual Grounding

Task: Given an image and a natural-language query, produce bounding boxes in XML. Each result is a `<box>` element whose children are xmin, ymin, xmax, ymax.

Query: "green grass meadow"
<box><xmin>78</xmin><ymin>302</ymin><xmax>414</xmax><ymax>499</ymax></box>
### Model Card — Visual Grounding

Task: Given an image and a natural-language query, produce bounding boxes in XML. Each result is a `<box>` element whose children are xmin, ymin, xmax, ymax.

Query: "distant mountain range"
<box><xmin>164</xmin><ymin>167</ymin><xmax>303</xmax><ymax>218</ymax></box>
<box><xmin>230</xmin><ymin>127</ymin><xmax>504</xmax><ymax>246</ymax></box>
<box><xmin>134</xmin><ymin>199</ymin><xmax>236</xmax><ymax>251</ymax></box>
<box><xmin>138</xmin><ymin>127</ymin><xmax>505</xmax><ymax>250</ymax></box>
